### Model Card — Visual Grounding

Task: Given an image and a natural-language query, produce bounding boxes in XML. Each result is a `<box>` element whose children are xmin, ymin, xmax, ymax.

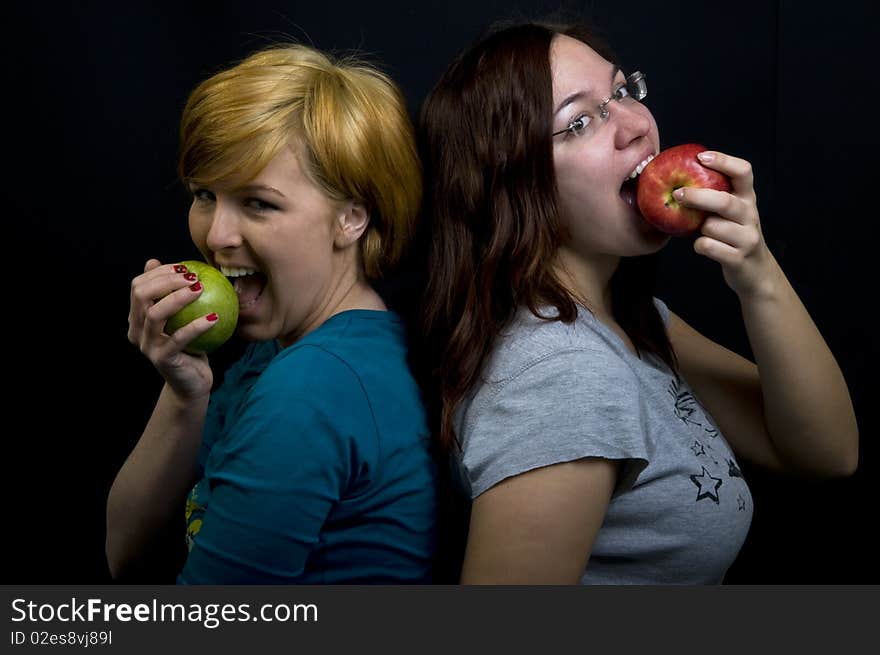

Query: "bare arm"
<box><xmin>107</xmin><ymin>259</ymin><xmax>221</xmax><ymax>579</ymax></box>
<box><xmin>668</xmin><ymin>260</ymin><xmax>857</xmax><ymax>479</ymax></box>
<box><xmin>673</xmin><ymin>150</ymin><xmax>858</xmax><ymax>478</ymax></box>
<box><xmin>460</xmin><ymin>458</ymin><xmax>618</xmax><ymax>584</ymax></box>
<box><xmin>668</xmin><ymin>311</ymin><xmax>784</xmax><ymax>473</ymax></box>
<box><xmin>739</xmin><ymin>261</ymin><xmax>857</xmax><ymax>475</ymax></box>
<box><xmin>105</xmin><ymin>385</ymin><xmax>208</xmax><ymax>579</ymax></box>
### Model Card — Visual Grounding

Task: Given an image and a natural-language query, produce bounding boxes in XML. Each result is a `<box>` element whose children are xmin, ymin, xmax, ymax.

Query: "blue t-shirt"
<box><xmin>178</xmin><ymin>310</ymin><xmax>437</xmax><ymax>584</ymax></box>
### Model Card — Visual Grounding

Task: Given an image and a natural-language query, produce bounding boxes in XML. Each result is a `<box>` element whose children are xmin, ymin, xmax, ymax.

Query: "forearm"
<box><xmin>106</xmin><ymin>384</ymin><xmax>209</xmax><ymax>578</ymax></box>
<box><xmin>740</xmin><ymin>256</ymin><xmax>858</xmax><ymax>476</ymax></box>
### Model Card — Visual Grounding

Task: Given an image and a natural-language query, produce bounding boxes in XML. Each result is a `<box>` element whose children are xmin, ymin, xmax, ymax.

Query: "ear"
<box><xmin>334</xmin><ymin>201</ymin><xmax>370</xmax><ymax>249</ymax></box>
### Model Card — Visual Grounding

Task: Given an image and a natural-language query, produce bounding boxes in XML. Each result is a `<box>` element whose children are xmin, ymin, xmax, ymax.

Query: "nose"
<box><xmin>204</xmin><ymin>200</ymin><xmax>244</xmax><ymax>253</ymax></box>
<box><xmin>611</xmin><ymin>100</ymin><xmax>652</xmax><ymax>150</ymax></box>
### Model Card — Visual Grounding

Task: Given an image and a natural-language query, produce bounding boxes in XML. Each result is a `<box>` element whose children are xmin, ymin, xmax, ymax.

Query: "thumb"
<box><xmin>144</xmin><ymin>258</ymin><xmax>162</xmax><ymax>273</ymax></box>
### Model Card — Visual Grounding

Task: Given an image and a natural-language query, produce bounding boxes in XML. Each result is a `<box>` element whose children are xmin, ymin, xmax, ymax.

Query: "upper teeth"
<box><xmin>628</xmin><ymin>153</ymin><xmax>656</xmax><ymax>180</ymax></box>
<box><xmin>220</xmin><ymin>266</ymin><xmax>258</xmax><ymax>277</ymax></box>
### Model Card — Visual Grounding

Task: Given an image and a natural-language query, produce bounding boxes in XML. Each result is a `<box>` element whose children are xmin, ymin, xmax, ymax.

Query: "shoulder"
<box><xmin>276</xmin><ymin>310</ymin><xmax>408</xmax><ymax>374</ymax></box>
<box><xmin>214</xmin><ymin>343</ymin><xmax>377</xmax><ymax>473</ymax></box>
<box><xmin>462</xmin><ymin>330</ymin><xmax>642</xmax><ymax>440</ymax></box>
<box><xmin>458</xmin><ymin>311</ymin><xmax>647</xmax><ymax>495</ymax></box>
<box><xmin>255</xmin><ymin>343</ymin><xmax>368</xmax><ymax>409</ymax></box>
<box><xmin>481</xmin><ymin>306</ymin><xmax>638</xmax><ymax>388</ymax></box>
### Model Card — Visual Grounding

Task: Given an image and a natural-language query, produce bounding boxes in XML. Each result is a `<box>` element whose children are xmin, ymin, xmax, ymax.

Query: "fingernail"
<box><xmin>673</xmin><ymin>188</ymin><xmax>685</xmax><ymax>200</ymax></box>
<box><xmin>206</xmin><ymin>313</ymin><xmax>219</xmax><ymax>322</ymax></box>
<box><xmin>183</xmin><ymin>272</ymin><xmax>197</xmax><ymax>281</ymax></box>
<box><xmin>190</xmin><ymin>282</ymin><xmax>202</xmax><ymax>292</ymax></box>
<box><xmin>174</xmin><ymin>264</ymin><xmax>188</xmax><ymax>273</ymax></box>
<box><xmin>697</xmin><ymin>151</ymin><xmax>714</xmax><ymax>162</ymax></box>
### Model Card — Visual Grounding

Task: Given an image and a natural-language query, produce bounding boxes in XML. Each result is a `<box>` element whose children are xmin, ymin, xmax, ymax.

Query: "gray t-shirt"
<box><xmin>454</xmin><ymin>298</ymin><xmax>753</xmax><ymax>584</ymax></box>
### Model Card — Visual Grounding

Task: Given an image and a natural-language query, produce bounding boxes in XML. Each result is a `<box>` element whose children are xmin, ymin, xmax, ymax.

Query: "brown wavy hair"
<box><xmin>415</xmin><ymin>21</ymin><xmax>679</xmax><ymax>456</ymax></box>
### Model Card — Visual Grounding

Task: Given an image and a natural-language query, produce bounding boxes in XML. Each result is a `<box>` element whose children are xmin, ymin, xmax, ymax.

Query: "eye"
<box><xmin>566</xmin><ymin>113</ymin><xmax>591</xmax><ymax>137</ymax></box>
<box><xmin>613</xmin><ymin>82</ymin><xmax>630</xmax><ymax>101</ymax></box>
<box><xmin>191</xmin><ymin>188</ymin><xmax>215</xmax><ymax>203</ymax></box>
<box><xmin>244</xmin><ymin>198</ymin><xmax>278</xmax><ymax>212</ymax></box>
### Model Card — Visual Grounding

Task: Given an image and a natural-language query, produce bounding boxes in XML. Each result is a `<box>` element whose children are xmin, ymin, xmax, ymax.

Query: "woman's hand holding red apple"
<box><xmin>127</xmin><ymin>258</ymin><xmax>215</xmax><ymax>401</ymax></box>
<box><xmin>673</xmin><ymin>151</ymin><xmax>781</xmax><ymax>300</ymax></box>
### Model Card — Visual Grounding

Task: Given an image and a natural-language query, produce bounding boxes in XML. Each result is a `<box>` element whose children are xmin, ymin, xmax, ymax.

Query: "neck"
<box><xmin>279</xmin><ymin>253</ymin><xmax>385</xmax><ymax>348</ymax></box>
<box><xmin>553</xmin><ymin>245</ymin><xmax>619</xmax><ymax>318</ymax></box>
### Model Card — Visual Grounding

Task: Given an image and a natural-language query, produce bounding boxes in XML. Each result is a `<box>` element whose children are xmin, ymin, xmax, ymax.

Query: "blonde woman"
<box><xmin>107</xmin><ymin>44</ymin><xmax>436</xmax><ymax>583</ymax></box>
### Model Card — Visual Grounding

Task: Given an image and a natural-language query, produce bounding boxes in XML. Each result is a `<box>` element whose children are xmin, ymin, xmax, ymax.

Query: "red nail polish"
<box><xmin>206</xmin><ymin>313</ymin><xmax>219</xmax><ymax>322</ymax></box>
<box><xmin>183</xmin><ymin>272</ymin><xmax>197</xmax><ymax>281</ymax></box>
<box><xmin>174</xmin><ymin>264</ymin><xmax>188</xmax><ymax>273</ymax></box>
<box><xmin>190</xmin><ymin>282</ymin><xmax>202</xmax><ymax>292</ymax></box>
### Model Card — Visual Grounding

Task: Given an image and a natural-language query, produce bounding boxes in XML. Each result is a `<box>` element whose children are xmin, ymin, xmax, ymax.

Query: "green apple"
<box><xmin>165</xmin><ymin>260</ymin><xmax>239</xmax><ymax>354</ymax></box>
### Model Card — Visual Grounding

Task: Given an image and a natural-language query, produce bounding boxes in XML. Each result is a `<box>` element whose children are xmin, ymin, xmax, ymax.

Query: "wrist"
<box><xmin>161</xmin><ymin>383</ymin><xmax>211</xmax><ymax>412</ymax></box>
<box><xmin>737</xmin><ymin>251</ymin><xmax>786</xmax><ymax>305</ymax></box>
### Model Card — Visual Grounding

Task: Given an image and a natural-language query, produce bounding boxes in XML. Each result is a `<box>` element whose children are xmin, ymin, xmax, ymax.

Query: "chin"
<box><xmin>234</xmin><ymin>320</ymin><xmax>274</xmax><ymax>343</ymax></box>
<box><xmin>621</xmin><ymin>199</ymin><xmax>670</xmax><ymax>253</ymax></box>
<box><xmin>628</xmin><ymin>230</ymin><xmax>671</xmax><ymax>258</ymax></box>
<box><xmin>639</xmin><ymin>222</ymin><xmax>672</xmax><ymax>250</ymax></box>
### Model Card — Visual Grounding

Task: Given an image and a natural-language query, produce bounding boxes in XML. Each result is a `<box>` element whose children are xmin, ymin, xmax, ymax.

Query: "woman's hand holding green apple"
<box><xmin>127</xmin><ymin>259</ymin><xmax>218</xmax><ymax>400</ymax></box>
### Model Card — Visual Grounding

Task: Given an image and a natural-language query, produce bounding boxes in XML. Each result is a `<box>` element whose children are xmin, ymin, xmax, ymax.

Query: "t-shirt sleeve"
<box><xmin>460</xmin><ymin>347</ymin><xmax>650</xmax><ymax>498</ymax></box>
<box><xmin>653</xmin><ymin>296</ymin><xmax>671</xmax><ymax>327</ymax></box>
<box><xmin>179</xmin><ymin>346</ymin><xmax>377</xmax><ymax>584</ymax></box>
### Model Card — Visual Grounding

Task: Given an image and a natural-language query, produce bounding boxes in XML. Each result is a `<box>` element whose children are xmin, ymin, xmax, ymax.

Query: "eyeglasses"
<box><xmin>552</xmin><ymin>71</ymin><xmax>647</xmax><ymax>138</ymax></box>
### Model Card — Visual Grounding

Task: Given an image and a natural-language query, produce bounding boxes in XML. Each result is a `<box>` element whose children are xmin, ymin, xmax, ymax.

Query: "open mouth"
<box><xmin>619</xmin><ymin>152</ymin><xmax>656</xmax><ymax>213</ymax></box>
<box><xmin>620</xmin><ymin>177</ymin><xmax>639</xmax><ymax>209</ymax></box>
<box><xmin>220</xmin><ymin>266</ymin><xmax>267</xmax><ymax>309</ymax></box>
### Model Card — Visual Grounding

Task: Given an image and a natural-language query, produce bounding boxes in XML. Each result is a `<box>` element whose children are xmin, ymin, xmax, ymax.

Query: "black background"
<box><xmin>5</xmin><ymin>0</ymin><xmax>877</xmax><ymax>583</ymax></box>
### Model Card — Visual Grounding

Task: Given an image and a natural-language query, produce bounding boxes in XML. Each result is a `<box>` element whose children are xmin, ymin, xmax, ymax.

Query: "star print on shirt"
<box><xmin>668</xmin><ymin>378</ymin><xmax>703</xmax><ymax>427</ymax></box>
<box><xmin>690</xmin><ymin>466</ymin><xmax>723</xmax><ymax>505</ymax></box>
<box><xmin>704</xmin><ymin>424</ymin><xmax>719</xmax><ymax>439</ymax></box>
<box><xmin>738</xmin><ymin>494</ymin><xmax>747</xmax><ymax>511</ymax></box>
<box><xmin>727</xmin><ymin>459</ymin><xmax>743</xmax><ymax>479</ymax></box>
<box><xmin>691</xmin><ymin>440</ymin><xmax>706</xmax><ymax>456</ymax></box>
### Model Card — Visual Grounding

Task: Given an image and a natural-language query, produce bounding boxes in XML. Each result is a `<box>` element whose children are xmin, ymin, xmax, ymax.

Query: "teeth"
<box><xmin>628</xmin><ymin>153</ymin><xmax>656</xmax><ymax>180</ymax></box>
<box><xmin>219</xmin><ymin>266</ymin><xmax>258</xmax><ymax>278</ymax></box>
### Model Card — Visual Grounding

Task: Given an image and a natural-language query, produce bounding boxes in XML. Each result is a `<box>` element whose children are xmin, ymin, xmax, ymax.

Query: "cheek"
<box><xmin>643</xmin><ymin>107</ymin><xmax>661</xmax><ymax>147</ymax></box>
<box><xmin>555</xmin><ymin>155</ymin><xmax>606</xmax><ymax>213</ymax></box>
<box><xmin>187</xmin><ymin>208</ymin><xmax>205</xmax><ymax>242</ymax></box>
<box><xmin>187</xmin><ymin>208</ymin><xmax>212</xmax><ymax>258</ymax></box>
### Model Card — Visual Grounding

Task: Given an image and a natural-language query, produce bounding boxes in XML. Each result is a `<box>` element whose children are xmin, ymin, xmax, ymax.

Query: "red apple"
<box><xmin>636</xmin><ymin>143</ymin><xmax>731</xmax><ymax>235</ymax></box>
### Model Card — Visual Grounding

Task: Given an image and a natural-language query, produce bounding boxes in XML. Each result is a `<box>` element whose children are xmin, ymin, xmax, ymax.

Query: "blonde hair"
<box><xmin>178</xmin><ymin>44</ymin><xmax>422</xmax><ymax>278</ymax></box>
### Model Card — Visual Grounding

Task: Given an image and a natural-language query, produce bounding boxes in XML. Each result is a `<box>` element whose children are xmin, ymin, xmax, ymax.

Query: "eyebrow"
<box><xmin>554</xmin><ymin>64</ymin><xmax>622</xmax><ymax>116</ymax></box>
<box><xmin>237</xmin><ymin>184</ymin><xmax>287</xmax><ymax>199</ymax></box>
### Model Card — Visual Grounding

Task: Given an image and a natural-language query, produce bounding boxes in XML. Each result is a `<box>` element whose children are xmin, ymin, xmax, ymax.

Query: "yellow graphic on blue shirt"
<box><xmin>185</xmin><ymin>478</ymin><xmax>209</xmax><ymax>552</ymax></box>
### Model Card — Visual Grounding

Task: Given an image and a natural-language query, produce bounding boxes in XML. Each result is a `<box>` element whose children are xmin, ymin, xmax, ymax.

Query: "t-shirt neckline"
<box><xmin>576</xmin><ymin>306</ymin><xmax>668</xmax><ymax>372</ymax></box>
